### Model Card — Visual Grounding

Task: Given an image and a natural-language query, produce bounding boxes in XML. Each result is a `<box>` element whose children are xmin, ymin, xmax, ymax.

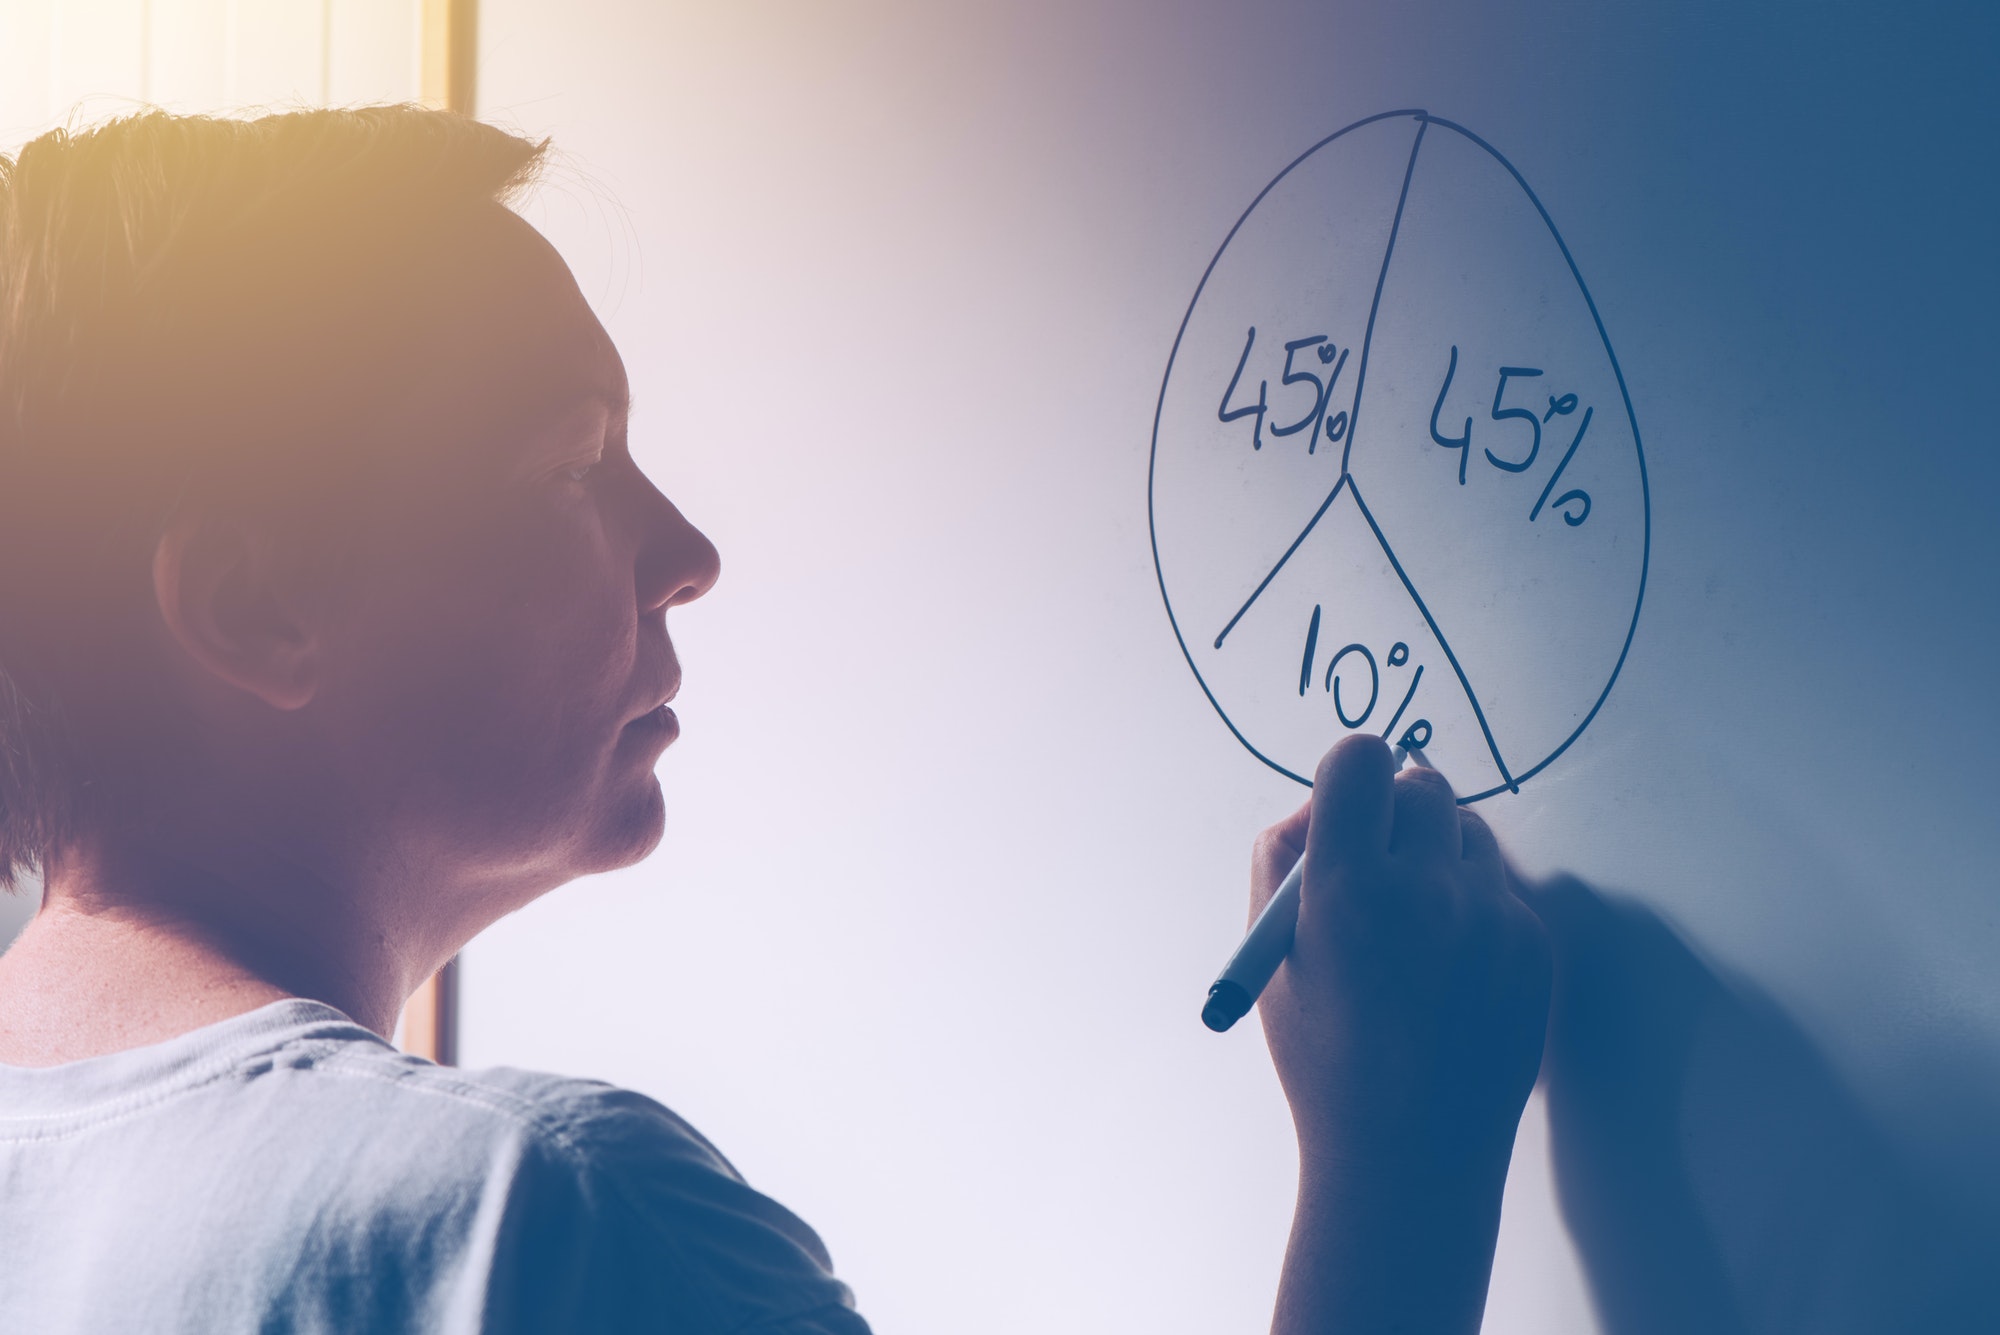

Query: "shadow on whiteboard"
<box><xmin>1524</xmin><ymin>876</ymin><xmax>1999</xmax><ymax>1334</ymax></box>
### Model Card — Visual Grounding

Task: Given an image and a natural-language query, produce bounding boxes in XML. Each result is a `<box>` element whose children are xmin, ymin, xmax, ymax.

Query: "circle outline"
<box><xmin>1146</xmin><ymin>109</ymin><xmax>1652</xmax><ymax>803</ymax></box>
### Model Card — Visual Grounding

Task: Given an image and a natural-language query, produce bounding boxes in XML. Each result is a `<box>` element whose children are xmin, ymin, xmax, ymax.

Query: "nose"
<box><xmin>633</xmin><ymin>473</ymin><xmax>720</xmax><ymax>615</ymax></box>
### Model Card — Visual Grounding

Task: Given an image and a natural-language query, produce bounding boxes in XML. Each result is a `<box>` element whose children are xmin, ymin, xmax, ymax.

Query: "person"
<box><xmin>0</xmin><ymin>107</ymin><xmax>1551</xmax><ymax>1333</ymax></box>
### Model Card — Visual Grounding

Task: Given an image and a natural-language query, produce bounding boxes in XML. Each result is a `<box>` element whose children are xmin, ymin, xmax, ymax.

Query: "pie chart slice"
<box><xmin>1206</xmin><ymin>478</ymin><xmax>1508</xmax><ymax>795</ymax></box>
<box><xmin>1345</xmin><ymin>119</ymin><xmax>1647</xmax><ymax>790</ymax></box>
<box><xmin>1151</xmin><ymin>112</ymin><xmax>1421</xmax><ymax>665</ymax></box>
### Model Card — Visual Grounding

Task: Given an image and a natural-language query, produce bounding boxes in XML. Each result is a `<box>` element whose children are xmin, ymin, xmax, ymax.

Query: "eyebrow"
<box><xmin>583</xmin><ymin>382</ymin><xmax>633</xmax><ymax>424</ymax></box>
<box><xmin>547</xmin><ymin>384</ymin><xmax>629</xmax><ymax>435</ymax></box>
<box><xmin>516</xmin><ymin>387</ymin><xmax>627</xmax><ymax>467</ymax></box>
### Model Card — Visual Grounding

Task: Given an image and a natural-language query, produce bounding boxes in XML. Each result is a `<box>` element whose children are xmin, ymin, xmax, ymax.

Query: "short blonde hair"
<box><xmin>0</xmin><ymin>106</ymin><xmax>547</xmax><ymax>889</ymax></box>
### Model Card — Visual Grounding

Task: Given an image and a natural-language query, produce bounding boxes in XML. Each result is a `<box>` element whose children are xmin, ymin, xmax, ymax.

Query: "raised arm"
<box><xmin>1252</xmin><ymin>735</ymin><xmax>1551</xmax><ymax>1335</ymax></box>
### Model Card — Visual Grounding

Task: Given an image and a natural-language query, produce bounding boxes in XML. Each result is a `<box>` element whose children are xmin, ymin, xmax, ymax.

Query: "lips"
<box><xmin>623</xmin><ymin>664</ymin><xmax>681</xmax><ymax>743</ymax></box>
<box><xmin>632</xmin><ymin>702</ymin><xmax>675</xmax><ymax>729</ymax></box>
<box><xmin>629</xmin><ymin>670</ymin><xmax>680</xmax><ymax>725</ymax></box>
<box><xmin>623</xmin><ymin>702</ymin><xmax>680</xmax><ymax>748</ymax></box>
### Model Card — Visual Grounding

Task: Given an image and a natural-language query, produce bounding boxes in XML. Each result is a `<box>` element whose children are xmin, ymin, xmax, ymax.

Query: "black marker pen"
<box><xmin>1201</xmin><ymin>746</ymin><xmax>1424</xmax><ymax>1032</ymax></box>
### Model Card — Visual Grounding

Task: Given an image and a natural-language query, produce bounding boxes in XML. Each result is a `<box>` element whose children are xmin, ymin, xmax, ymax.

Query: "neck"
<box><xmin>0</xmin><ymin>842</ymin><xmax>430</xmax><ymax>1065</ymax></box>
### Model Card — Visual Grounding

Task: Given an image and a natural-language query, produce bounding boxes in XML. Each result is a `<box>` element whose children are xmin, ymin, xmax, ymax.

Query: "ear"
<box><xmin>152</xmin><ymin>514</ymin><xmax>321</xmax><ymax>711</ymax></box>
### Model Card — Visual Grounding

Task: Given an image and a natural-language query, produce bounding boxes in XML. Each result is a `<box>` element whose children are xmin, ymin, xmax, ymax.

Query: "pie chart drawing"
<box><xmin>1149</xmin><ymin>110</ymin><xmax>1650</xmax><ymax>803</ymax></box>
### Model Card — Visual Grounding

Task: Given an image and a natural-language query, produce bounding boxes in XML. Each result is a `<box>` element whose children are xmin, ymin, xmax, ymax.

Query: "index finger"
<box><xmin>1306</xmin><ymin>733</ymin><xmax>1395</xmax><ymax>872</ymax></box>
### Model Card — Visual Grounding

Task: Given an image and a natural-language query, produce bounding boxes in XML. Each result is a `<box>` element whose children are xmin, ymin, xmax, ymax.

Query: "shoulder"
<box><xmin>446</xmin><ymin>1067</ymin><xmax>745</xmax><ymax>1184</ymax></box>
<box><xmin>1</xmin><ymin>1002</ymin><xmax>869</xmax><ymax>1333</ymax></box>
<box><xmin>307</xmin><ymin>1050</ymin><xmax>740</xmax><ymax>1185</ymax></box>
<box><xmin>301</xmin><ymin>1051</ymin><xmax>865</xmax><ymax>1333</ymax></box>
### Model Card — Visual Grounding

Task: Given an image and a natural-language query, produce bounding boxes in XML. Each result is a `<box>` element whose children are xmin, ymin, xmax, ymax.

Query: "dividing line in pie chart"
<box><xmin>1339</xmin><ymin>107</ymin><xmax>1427</xmax><ymax>479</ymax></box>
<box><xmin>1210</xmin><ymin>473</ymin><xmax>1349</xmax><ymax>651</ymax></box>
<box><xmin>1345</xmin><ymin>479</ymin><xmax>1515</xmax><ymax>792</ymax></box>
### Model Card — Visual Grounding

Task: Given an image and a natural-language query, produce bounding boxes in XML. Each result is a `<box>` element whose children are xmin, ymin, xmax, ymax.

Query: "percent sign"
<box><xmin>1296</xmin><ymin>607</ymin><xmax>1435</xmax><ymax>753</ymax></box>
<box><xmin>1218</xmin><ymin>327</ymin><xmax>1353</xmax><ymax>455</ymax></box>
<box><xmin>1428</xmin><ymin>347</ymin><xmax>1594</xmax><ymax>526</ymax></box>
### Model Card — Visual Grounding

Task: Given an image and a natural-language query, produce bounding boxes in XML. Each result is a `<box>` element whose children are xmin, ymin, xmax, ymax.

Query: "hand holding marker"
<box><xmin>1201</xmin><ymin>745</ymin><xmax>1431</xmax><ymax>1032</ymax></box>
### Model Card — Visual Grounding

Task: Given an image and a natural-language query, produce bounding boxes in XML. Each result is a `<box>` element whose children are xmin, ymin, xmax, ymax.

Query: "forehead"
<box><xmin>406</xmin><ymin>207</ymin><xmax>627</xmax><ymax>452</ymax></box>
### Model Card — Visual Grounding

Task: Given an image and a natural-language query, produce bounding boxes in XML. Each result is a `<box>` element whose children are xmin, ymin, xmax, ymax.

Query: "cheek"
<box><xmin>341</xmin><ymin>503</ymin><xmax>638</xmax><ymax>802</ymax></box>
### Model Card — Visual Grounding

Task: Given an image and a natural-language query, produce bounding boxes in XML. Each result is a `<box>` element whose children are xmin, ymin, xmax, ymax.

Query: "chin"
<box><xmin>575</xmin><ymin>775</ymin><xmax>668</xmax><ymax>874</ymax></box>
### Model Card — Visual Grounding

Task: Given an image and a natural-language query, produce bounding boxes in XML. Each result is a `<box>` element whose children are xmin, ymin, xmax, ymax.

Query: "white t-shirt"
<box><xmin>0</xmin><ymin>999</ymin><xmax>871</xmax><ymax>1334</ymax></box>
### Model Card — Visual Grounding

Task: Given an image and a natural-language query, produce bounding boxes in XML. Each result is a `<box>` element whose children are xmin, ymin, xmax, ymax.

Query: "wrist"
<box><xmin>1279</xmin><ymin>1133</ymin><xmax>1517</xmax><ymax>1335</ymax></box>
<box><xmin>1294</xmin><ymin>1077</ymin><xmax>1530</xmax><ymax>1179</ymax></box>
<box><xmin>1300</xmin><ymin>1134</ymin><xmax>1514</xmax><ymax>1208</ymax></box>
<box><xmin>1295</xmin><ymin>1092</ymin><xmax>1525</xmax><ymax>1221</ymax></box>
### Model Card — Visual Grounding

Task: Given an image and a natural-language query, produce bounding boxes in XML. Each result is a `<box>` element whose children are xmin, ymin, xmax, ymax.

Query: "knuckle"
<box><xmin>1457</xmin><ymin>810</ymin><xmax>1503</xmax><ymax>866</ymax></box>
<box><xmin>1251</xmin><ymin>822</ymin><xmax>1304</xmax><ymax>877</ymax></box>
<box><xmin>1254</xmin><ymin>801</ymin><xmax>1309</xmax><ymax>853</ymax></box>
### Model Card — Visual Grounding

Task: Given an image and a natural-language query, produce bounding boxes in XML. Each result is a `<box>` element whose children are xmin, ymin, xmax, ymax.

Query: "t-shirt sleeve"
<box><xmin>473</xmin><ymin>1080</ymin><xmax>872</xmax><ymax>1335</ymax></box>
